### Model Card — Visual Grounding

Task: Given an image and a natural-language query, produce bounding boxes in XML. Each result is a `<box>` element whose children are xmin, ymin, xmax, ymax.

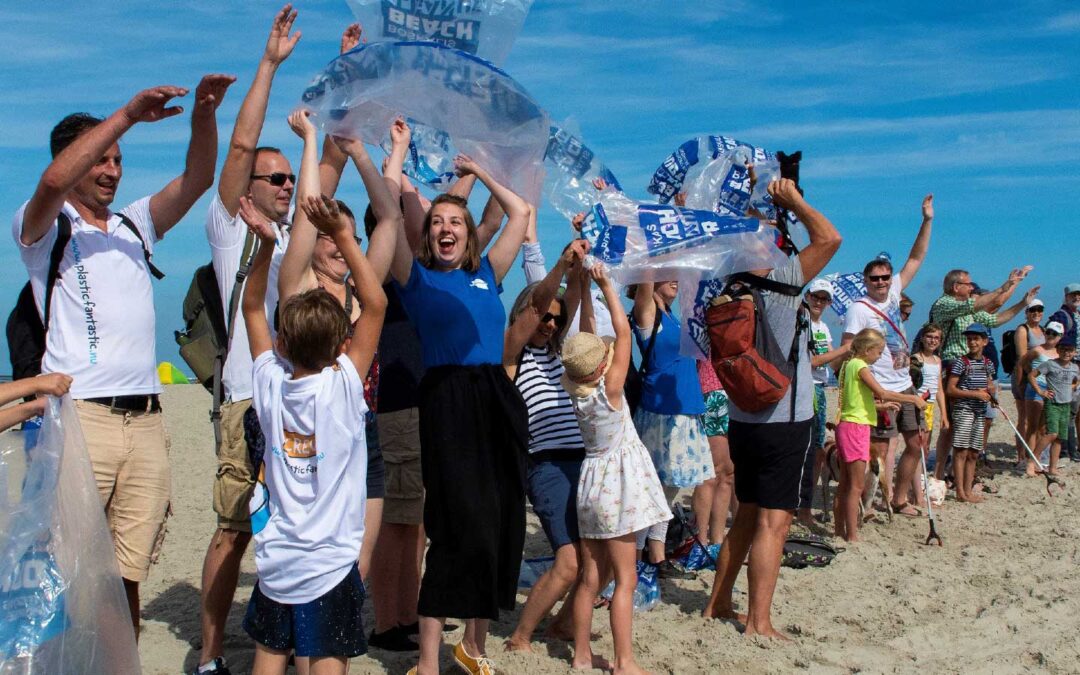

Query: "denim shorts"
<box><xmin>243</xmin><ymin>563</ymin><xmax>367</xmax><ymax>658</ymax></box>
<box><xmin>1024</xmin><ymin>384</ymin><xmax>1044</xmax><ymax>402</ymax></box>
<box><xmin>526</xmin><ymin>458</ymin><xmax>582</xmax><ymax>550</ymax></box>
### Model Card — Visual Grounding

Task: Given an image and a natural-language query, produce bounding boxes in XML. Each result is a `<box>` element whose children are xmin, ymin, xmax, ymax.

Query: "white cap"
<box><xmin>1027</xmin><ymin>298</ymin><xmax>1044</xmax><ymax>309</ymax></box>
<box><xmin>1046</xmin><ymin>321</ymin><xmax>1065</xmax><ymax>335</ymax></box>
<box><xmin>806</xmin><ymin>279</ymin><xmax>833</xmax><ymax>297</ymax></box>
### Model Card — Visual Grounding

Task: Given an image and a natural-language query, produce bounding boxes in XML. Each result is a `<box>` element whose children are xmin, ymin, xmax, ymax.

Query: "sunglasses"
<box><xmin>541</xmin><ymin>311</ymin><xmax>567</xmax><ymax>327</ymax></box>
<box><xmin>251</xmin><ymin>172</ymin><xmax>296</xmax><ymax>187</ymax></box>
<box><xmin>1027</xmin><ymin>307</ymin><xmax>1044</xmax><ymax>312</ymax></box>
<box><xmin>867</xmin><ymin>274</ymin><xmax>892</xmax><ymax>282</ymax></box>
<box><xmin>809</xmin><ymin>293</ymin><xmax>831</xmax><ymax>302</ymax></box>
<box><xmin>1046</xmin><ymin>330</ymin><xmax>1062</xmax><ymax>337</ymax></box>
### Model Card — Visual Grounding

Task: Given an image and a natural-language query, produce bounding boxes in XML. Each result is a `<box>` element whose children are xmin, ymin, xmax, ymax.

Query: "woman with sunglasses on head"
<box><xmin>1018</xmin><ymin>321</ymin><xmax>1063</xmax><ymax>477</ymax></box>
<box><xmin>1010</xmin><ymin>300</ymin><xmax>1046</xmax><ymax>465</ymax></box>
<box><xmin>385</xmin><ymin>138</ymin><xmax>531</xmax><ymax>675</ymax></box>
<box><xmin>502</xmin><ymin>230</ymin><xmax>590</xmax><ymax>652</ymax></box>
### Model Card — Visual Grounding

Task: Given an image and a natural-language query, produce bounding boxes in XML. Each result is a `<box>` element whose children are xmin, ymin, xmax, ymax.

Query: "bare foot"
<box><xmin>503</xmin><ymin>637</ymin><xmax>533</xmax><ymax>653</ymax></box>
<box><xmin>744</xmin><ymin>623</ymin><xmax>791</xmax><ymax>641</ymax></box>
<box><xmin>613</xmin><ymin>659</ymin><xmax>651</xmax><ymax>675</ymax></box>
<box><xmin>704</xmin><ymin>605</ymin><xmax>748</xmax><ymax>624</ymax></box>
<box><xmin>572</xmin><ymin>652</ymin><xmax>611</xmax><ymax>671</ymax></box>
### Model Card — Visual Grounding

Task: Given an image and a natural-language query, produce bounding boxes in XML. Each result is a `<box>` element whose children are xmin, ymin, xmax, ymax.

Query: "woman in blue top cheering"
<box><xmin>390</xmin><ymin>153</ymin><xmax>530</xmax><ymax>675</ymax></box>
<box><xmin>632</xmin><ymin>280</ymin><xmax>713</xmax><ymax>577</ymax></box>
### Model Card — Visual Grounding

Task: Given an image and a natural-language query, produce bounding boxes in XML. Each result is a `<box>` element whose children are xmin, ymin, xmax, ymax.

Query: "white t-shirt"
<box><xmin>206</xmin><ymin>194</ymin><xmax>289</xmax><ymax>402</ymax></box>
<box><xmin>13</xmin><ymin>198</ymin><xmax>161</xmax><ymax>398</ymax></box>
<box><xmin>251</xmin><ymin>351</ymin><xmax>368</xmax><ymax>604</ymax></box>
<box><xmin>810</xmin><ymin>318</ymin><xmax>833</xmax><ymax>385</ymax></box>
<box><xmin>843</xmin><ymin>276</ymin><xmax>911</xmax><ymax>392</ymax></box>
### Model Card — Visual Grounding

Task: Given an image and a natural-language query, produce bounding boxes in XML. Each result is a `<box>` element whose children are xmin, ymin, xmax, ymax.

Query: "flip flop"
<box><xmin>891</xmin><ymin>502</ymin><xmax>922</xmax><ymax>518</ymax></box>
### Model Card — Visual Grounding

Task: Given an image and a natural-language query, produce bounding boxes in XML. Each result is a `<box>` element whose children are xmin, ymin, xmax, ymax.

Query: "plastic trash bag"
<box><xmin>586</xmin><ymin>190</ymin><xmax>788</xmax><ymax>288</ymax></box>
<box><xmin>0</xmin><ymin>397</ymin><xmax>140</xmax><ymax>674</ymax></box>
<box><xmin>647</xmin><ymin>136</ymin><xmax>776</xmax><ymax>205</ymax></box>
<box><xmin>345</xmin><ymin>0</ymin><xmax>535</xmax><ymax>66</ymax></box>
<box><xmin>543</xmin><ymin>122</ymin><xmax>622</xmax><ymax>221</ymax></box>
<box><xmin>517</xmin><ymin>556</ymin><xmax>554</xmax><ymax>589</ymax></box>
<box><xmin>681</xmin><ymin>149</ymin><xmax>783</xmax><ymax>222</ymax></box>
<box><xmin>301</xmin><ymin>41</ymin><xmax>549</xmax><ymax>204</ymax></box>
<box><xmin>600</xmin><ymin>560</ymin><xmax>659</xmax><ymax>612</ymax></box>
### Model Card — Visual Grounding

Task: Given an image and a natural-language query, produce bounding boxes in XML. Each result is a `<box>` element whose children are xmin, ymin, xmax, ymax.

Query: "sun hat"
<box><xmin>560</xmin><ymin>333</ymin><xmax>614</xmax><ymax>397</ymax></box>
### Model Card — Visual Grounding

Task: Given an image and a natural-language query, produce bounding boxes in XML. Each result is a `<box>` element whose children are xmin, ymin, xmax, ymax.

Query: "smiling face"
<box><xmin>654</xmin><ymin>280</ymin><xmax>678</xmax><ymax>305</ymax></box>
<box><xmin>312</xmin><ymin>219</ymin><xmax>358</xmax><ymax>284</ymax></box>
<box><xmin>248</xmin><ymin>150</ymin><xmax>294</xmax><ymax>221</ymax></box>
<box><xmin>529</xmin><ymin>299</ymin><xmax>565</xmax><ymax>348</ymax></box>
<box><xmin>806</xmin><ymin>291</ymin><xmax>831</xmax><ymax>320</ymax></box>
<box><xmin>864</xmin><ymin>263</ymin><xmax>892</xmax><ymax>302</ymax></box>
<box><xmin>964</xmin><ymin>333</ymin><xmax>988</xmax><ymax>356</ymax></box>
<box><xmin>1066</xmin><ymin>292</ymin><xmax>1080</xmax><ymax>310</ymax></box>
<box><xmin>71</xmin><ymin>142</ymin><xmax>122</xmax><ymax>209</ymax></box>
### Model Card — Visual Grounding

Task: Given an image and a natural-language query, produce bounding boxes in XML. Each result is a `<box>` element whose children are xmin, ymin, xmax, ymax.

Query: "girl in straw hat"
<box><xmin>562</xmin><ymin>265</ymin><xmax>671</xmax><ymax>675</ymax></box>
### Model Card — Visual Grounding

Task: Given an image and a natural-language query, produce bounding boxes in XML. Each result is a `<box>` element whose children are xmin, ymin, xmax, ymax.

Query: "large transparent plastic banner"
<box><xmin>345</xmin><ymin>0</ymin><xmax>535</xmax><ymax>66</ymax></box>
<box><xmin>543</xmin><ymin>122</ymin><xmax>622</xmax><ymax>221</ymax></box>
<box><xmin>0</xmin><ymin>398</ymin><xmax>140</xmax><ymax>674</ymax></box>
<box><xmin>302</xmin><ymin>41</ymin><xmax>549</xmax><ymax>204</ymax></box>
<box><xmin>823</xmin><ymin>271</ymin><xmax>868</xmax><ymax>318</ymax></box>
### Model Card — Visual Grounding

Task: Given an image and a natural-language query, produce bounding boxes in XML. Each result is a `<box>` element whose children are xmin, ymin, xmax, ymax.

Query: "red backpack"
<box><xmin>705</xmin><ymin>273</ymin><xmax>805</xmax><ymax>414</ymax></box>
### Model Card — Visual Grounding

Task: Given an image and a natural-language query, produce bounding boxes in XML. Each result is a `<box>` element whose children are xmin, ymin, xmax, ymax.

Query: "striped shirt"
<box><xmin>515</xmin><ymin>345</ymin><xmax>585</xmax><ymax>454</ymax></box>
<box><xmin>948</xmin><ymin>355</ymin><xmax>993</xmax><ymax>412</ymax></box>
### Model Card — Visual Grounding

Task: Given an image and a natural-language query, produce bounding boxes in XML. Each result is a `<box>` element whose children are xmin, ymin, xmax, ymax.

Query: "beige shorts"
<box><xmin>378</xmin><ymin>408</ymin><xmax>424</xmax><ymax>525</ymax></box>
<box><xmin>75</xmin><ymin>400</ymin><xmax>171</xmax><ymax>583</ymax></box>
<box><xmin>214</xmin><ymin>399</ymin><xmax>255</xmax><ymax>532</ymax></box>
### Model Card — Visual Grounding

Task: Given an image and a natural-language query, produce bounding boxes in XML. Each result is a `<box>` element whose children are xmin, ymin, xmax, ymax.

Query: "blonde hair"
<box><xmin>851</xmin><ymin>328</ymin><xmax>886</xmax><ymax>359</ymax></box>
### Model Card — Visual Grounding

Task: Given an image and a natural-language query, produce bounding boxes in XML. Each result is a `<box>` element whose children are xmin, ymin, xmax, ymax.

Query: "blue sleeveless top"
<box><xmin>634</xmin><ymin>307</ymin><xmax>706</xmax><ymax>415</ymax></box>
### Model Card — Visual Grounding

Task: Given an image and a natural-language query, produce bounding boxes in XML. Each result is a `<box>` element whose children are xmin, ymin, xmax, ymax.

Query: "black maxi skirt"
<box><xmin>416</xmin><ymin>364</ymin><xmax>528</xmax><ymax>620</ymax></box>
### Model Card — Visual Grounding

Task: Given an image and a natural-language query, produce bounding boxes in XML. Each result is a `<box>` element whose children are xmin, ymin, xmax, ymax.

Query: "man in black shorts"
<box><xmin>703</xmin><ymin>179</ymin><xmax>842</xmax><ymax>638</ymax></box>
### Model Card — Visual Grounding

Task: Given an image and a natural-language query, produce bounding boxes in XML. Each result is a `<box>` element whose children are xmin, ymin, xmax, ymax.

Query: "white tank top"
<box><xmin>917</xmin><ymin>359</ymin><xmax>941</xmax><ymax>401</ymax></box>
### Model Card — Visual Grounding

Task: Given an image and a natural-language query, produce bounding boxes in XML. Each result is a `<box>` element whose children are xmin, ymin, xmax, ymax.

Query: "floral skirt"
<box><xmin>633</xmin><ymin>409</ymin><xmax>715</xmax><ymax>488</ymax></box>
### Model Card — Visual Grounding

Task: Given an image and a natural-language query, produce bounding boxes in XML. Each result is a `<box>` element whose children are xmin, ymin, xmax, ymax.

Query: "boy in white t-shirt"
<box><xmin>239</xmin><ymin>194</ymin><xmax>388</xmax><ymax>673</ymax></box>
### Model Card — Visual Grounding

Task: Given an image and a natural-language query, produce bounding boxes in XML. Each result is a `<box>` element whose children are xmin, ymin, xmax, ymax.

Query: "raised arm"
<box><xmin>150</xmin><ymin>74</ymin><xmax>236</xmax><ymax>238</ymax></box>
<box><xmin>276</xmin><ymin>110</ymin><xmax>321</xmax><ymax>304</ymax></box>
<box><xmin>21</xmin><ymin>85</ymin><xmax>188</xmax><ymax>245</ymax></box>
<box><xmin>579</xmin><ymin>269</ymin><xmax>596</xmax><ymax>335</ymax></box>
<box><xmin>595</xmin><ymin>266</ymin><xmax>631</xmax><ymax>407</ymax></box>
<box><xmin>504</xmin><ymin>244</ymin><xmax>582</xmax><ymax>371</ymax></box>
<box><xmin>476</xmin><ymin>194</ymin><xmax>505</xmax><ymax>251</ymax></box>
<box><xmin>632</xmin><ymin>282</ymin><xmax>656</xmax><ymax>334</ymax></box>
<box><xmin>316</xmin><ymin>24</ymin><xmax>362</xmax><ymax>198</ymax></box>
<box><xmin>974</xmin><ymin>266</ymin><xmax>1033</xmax><ymax>313</ymax></box>
<box><xmin>897</xmin><ymin>194</ymin><xmax>933</xmax><ymax>289</ymax></box>
<box><xmin>769</xmin><ymin>179</ymin><xmax>842</xmax><ymax>282</ymax></box>
<box><xmin>453</xmin><ymin>154</ymin><xmax>529</xmax><ymax>282</ymax></box>
<box><xmin>322</xmin><ymin>197</ymin><xmax>386</xmax><ymax>377</ymax></box>
<box><xmin>217</xmin><ymin>4</ymin><xmax>300</xmax><ymax>216</ymax></box>
<box><xmin>993</xmin><ymin>286</ymin><xmax>1041</xmax><ymax>326</ymax></box>
<box><xmin>240</xmin><ymin>198</ymin><xmax>278</xmax><ymax>358</ymax></box>
<box><xmin>334</xmin><ymin>136</ymin><xmax>403</xmax><ymax>282</ymax></box>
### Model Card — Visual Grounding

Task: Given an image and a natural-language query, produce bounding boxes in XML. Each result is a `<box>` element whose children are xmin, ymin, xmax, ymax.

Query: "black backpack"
<box><xmin>1000</xmin><ymin>328</ymin><xmax>1018</xmax><ymax>374</ymax></box>
<box><xmin>6</xmin><ymin>213</ymin><xmax>162</xmax><ymax>381</ymax></box>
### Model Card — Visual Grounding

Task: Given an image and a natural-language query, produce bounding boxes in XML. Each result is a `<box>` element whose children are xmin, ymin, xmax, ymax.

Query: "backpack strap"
<box><xmin>728</xmin><ymin>271</ymin><xmax>804</xmax><ymax>297</ymax></box>
<box><xmin>42</xmin><ymin>214</ymin><xmax>73</xmax><ymax>331</ymax></box>
<box><xmin>224</xmin><ymin>232</ymin><xmax>258</xmax><ymax>353</ymax></box>
<box><xmin>117</xmin><ymin>213</ymin><xmax>165</xmax><ymax>280</ymax></box>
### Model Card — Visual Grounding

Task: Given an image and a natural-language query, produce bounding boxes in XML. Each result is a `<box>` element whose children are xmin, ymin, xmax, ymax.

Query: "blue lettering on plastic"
<box><xmin>382</xmin><ymin>0</ymin><xmax>481</xmax><ymax>54</ymax></box>
<box><xmin>0</xmin><ymin>548</ymin><xmax>69</xmax><ymax>658</ymax></box>
<box><xmin>590</xmin><ymin>205</ymin><xmax>629</xmax><ymax>266</ymax></box>
<box><xmin>638</xmin><ymin>205</ymin><xmax>756</xmax><ymax>257</ymax></box>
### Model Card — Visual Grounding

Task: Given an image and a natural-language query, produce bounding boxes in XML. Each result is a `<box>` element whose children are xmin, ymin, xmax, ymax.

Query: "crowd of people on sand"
<box><xmin>4</xmin><ymin>5</ymin><xmax>1080</xmax><ymax>675</ymax></box>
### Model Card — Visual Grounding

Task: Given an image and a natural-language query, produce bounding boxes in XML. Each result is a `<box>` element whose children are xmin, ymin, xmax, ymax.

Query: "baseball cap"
<box><xmin>806</xmin><ymin>279</ymin><xmax>833</xmax><ymax>297</ymax></box>
<box><xmin>1027</xmin><ymin>298</ymin><xmax>1044</xmax><ymax>310</ymax></box>
<box><xmin>1046</xmin><ymin>321</ymin><xmax>1065</xmax><ymax>335</ymax></box>
<box><xmin>962</xmin><ymin>323</ymin><xmax>989</xmax><ymax>336</ymax></box>
<box><xmin>1059</xmin><ymin>338</ymin><xmax>1077</xmax><ymax>350</ymax></box>
<box><xmin>1065</xmin><ymin>283</ymin><xmax>1080</xmax><ymax>295</ymax></box>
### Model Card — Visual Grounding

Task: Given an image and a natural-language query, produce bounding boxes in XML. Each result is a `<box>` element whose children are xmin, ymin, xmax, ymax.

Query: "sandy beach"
<box><xmin>138</xmin><ymin>384</ymin><xmax>1080</xmax><ymax>674</ymax></box>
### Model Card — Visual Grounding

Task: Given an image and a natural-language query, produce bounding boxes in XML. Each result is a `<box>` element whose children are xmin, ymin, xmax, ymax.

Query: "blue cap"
<box><xmin>1060</xmin><ymin>337</ymin><xmax>1077</xmax><ymax>349</ymax></box>
<box><xmin>963</xmin><ymin>323</ymin><xmax>989</xmax><ymax>336</ymax></box>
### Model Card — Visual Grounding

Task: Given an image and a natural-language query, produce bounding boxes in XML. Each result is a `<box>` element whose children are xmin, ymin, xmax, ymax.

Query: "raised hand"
<box><xmin>571</xmin><ymin>211</ymin><xmax>586</xmax><ymax>232</ymax></box>
<box><xmin>193</xmin><ymin>74</ymin><xmax>237</xmax><ymax>114</ymax></box>
<box><xmin>122</xmin><ymin>86</ymin><xmax>189</xmax><ymax>124</ymax></box>
<box><xmin>1024</xmin><ymin>285</ymin><xmax>1042</xmax><ymax>304</ymax></box>
<box><xmin>331</xmin><ymin>134</ymin><xmax>366</xmax><ymax>156</ymax></box>
<box><xmin>1009</xmin><ymin>265</ymin><xmax>1034</xmax><ymax>284</ymax></box>
<box><xmin>390</xmin><ymin>117</ymin><xmax>411</xmax><ymax>149</ymax></box>
<box><xmin>239</xmin><ymin>196</ymin><xmax>277</xmax><ymax>242</ymax></box>
<box><xmin>287</xmin><ymin>109</ymin><xmax>316</xmax><ymax>140</ymax></box>
<box><xmin>453</xmin><ymin>153</ymin><xmax>483</xmax><ymax>178</ymax></box>
<box><xmin>591</xmin><ymin>177</ymin><xmax>608</xmax><ymax>192</ymax></box>
<box><xmin>302</xmin><ymin>195</ymin><xmax>347</xmax><ymax>237</ymax></box>
<box><xmin>589</xmin><ymin>262</ymin><xmax>611</xmax><ymax>288</ymax></box>
<box><xmin>340</xmin><ymin>22</ymin><xmax>362</xmax><ymax>54</ymax></box>
<box><xmin>673</xmin><ymin>192</ymin><xmax>687</xmax><ymax>207</ymax></box>
<box><xmin>561</xmin><ymin>239</ymin><xmax>590</xmax><ymax>265</ymax></box>
<box><xmin>34</xmin><ymin>372</ymin><xmax>73</xmax><ymax>397</ymax></box>
<box><xmin>264</xmin><ymin>4</ymin><xmax>301</xmax><ymax>65</ymax></box>
<box><xmin>767</xmin><ymin>178</ymin><xmax>804</xmax><ymax>210</ymax></box>
<box><xmin>922</xmin><ymin>193</ymin><xmax>934</xmax><ymax>221</ymax></box>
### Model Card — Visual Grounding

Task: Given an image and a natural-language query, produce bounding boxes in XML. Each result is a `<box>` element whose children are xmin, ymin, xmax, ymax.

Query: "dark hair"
<box><xmin>51</xmin><ymin>113</ymin><xmax>103</xmax><ymax>158</ymax></box>
<box><xmin>363</xmin><ymin>204</ymin><xmax>377</xmax><ymax>238</ymax></box>
<box><xmin>863</xmin><ymin>259</ymin><xmax>894</xmax><ymax>276</ymax></box>
<box><xmin>335</xmin><ymin>199</ymin><xmax>355</xmax><ymax>224</ymax></box>
<box><xmin>277</xmin><ymin>289</ymin><xmax>350</xmax><ymax>371</ymax></box>
<box><xmin>254</xmin><ymin>146</ymin><xmax>283</xmax><ymax>157</ymax></box>
<box><xmin>418</xmin><ymin>194</ymin><xmax>480</xmax><ymax>272</ymax></box>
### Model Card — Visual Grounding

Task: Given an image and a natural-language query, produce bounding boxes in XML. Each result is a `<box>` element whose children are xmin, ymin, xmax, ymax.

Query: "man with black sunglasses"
<box><xmin>841</xmin><ymin>195</ymin><xmax>934</xmax><ymax>516</ymax></box>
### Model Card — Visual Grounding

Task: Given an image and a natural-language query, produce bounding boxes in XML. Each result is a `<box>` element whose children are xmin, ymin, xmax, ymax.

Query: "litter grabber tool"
<box><xmin>995</xmin><ymin>397</ymin><xmax>1064</xmax><ymax>496</ymax></box>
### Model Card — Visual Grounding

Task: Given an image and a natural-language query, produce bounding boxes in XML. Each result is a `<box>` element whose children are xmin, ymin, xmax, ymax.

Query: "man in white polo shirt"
<box><xmin>13</xmin><ymin>75</ymin><xmax>233</xmax><ymax>639</ymax></box>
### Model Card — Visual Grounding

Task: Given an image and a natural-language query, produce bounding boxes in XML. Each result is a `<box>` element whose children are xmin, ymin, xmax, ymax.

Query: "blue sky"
<box><xmin>1</xmin><ymin>1</ymin><xmax>1078</xmax><ymax>373</ymax></box>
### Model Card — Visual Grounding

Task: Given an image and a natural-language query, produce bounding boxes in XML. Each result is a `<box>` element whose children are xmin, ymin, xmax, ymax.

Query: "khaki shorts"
<box><xmin>214</xmin><ymin>399</ymin><xmax>255</xmax><ymax>532</ymax></box>
<box><xmin>377</xmin><ymin>408</ymin><xmax>424</xmax><ymax>525</ymax></box>
<box><xmin>75</xmin><ymin>400</ymin><xmax>171</xmax><ymax>583</ymax></box>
